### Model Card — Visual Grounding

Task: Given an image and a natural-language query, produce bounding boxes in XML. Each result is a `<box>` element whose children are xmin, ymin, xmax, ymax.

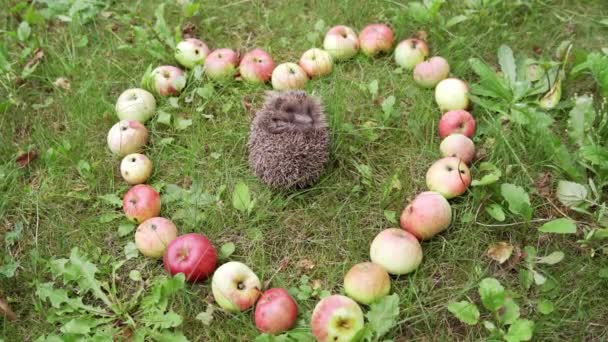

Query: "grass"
<box><xmin>1</xmin><ymin>0</ymin><xmax>608</xmax><ymax>340</ymax></box>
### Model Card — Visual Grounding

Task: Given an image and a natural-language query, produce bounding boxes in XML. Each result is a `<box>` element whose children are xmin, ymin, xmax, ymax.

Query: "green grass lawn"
<box><xmin>1</xmin><ymin>0</ymin><xmax>608</xmax><ymax>341</ymax></box>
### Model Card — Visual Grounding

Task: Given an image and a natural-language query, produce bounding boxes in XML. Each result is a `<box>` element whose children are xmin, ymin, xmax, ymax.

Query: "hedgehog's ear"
<box><xmin>264</xmin><ymin>91</ymin><xmax>284</xmax><ymax>110</ymax></box>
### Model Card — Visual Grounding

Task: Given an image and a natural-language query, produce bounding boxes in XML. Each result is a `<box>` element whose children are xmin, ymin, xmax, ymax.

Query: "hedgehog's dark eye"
<box><xmin>285</xmin><ymin>106</ymin><xmax>295</xmax><ymax>114</ymax></box>
<box><xmin>307</xmin><ymin>106</ymin><xmax>312</xmax><ymax>116</ymax></box>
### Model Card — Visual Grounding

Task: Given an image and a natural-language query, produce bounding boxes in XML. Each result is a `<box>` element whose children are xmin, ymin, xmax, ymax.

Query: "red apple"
<box><xmin>239</xmin><ymin>48</ymin><xmax>275</xmax><ymax>83</ymax></box>
<box><xmin>426</xmin><ymin>157</ymin><xmax>472</xmax><ymax>199</ymax></box>
<box><xmin>299</xmin><ymin>48</ymin><xmax>333</xmax><ymax>78</ymax></box>
<box><xmin>323</xmin><ymin>25</ymin><xmax>359</xmax><ymax>60</ymax></box>
<box><xmin>413</xmin><ymin>56</ymin><xmax>450</xmax><ymax>88</ymax></box>
<box><xmin>358</xmin><ymin>24</ymin><xmax>394</xmax><ymax>56</ymax></box>
<box><xmin>107</xmin><ymin>120</ymin><xmax>148</xmax><ymax>157</ymax></box>
<box><xmin>438</xmin><ymin>110</ymin><xmax>476</xmax><ymax>138</ymax></box>
<box><xmin>204</xmin><ymin>48</ymin><xmax>238</xmax><ymax>80</ymax></box>
<box><xmin>343</xmin><ymin>262</ymin><xmax>390</xmax><ymax>305</ymax></box>
<box><xmin>440</xmin><ymin>134</ymin><xmax>476</xmax><ymax>164</ymax></box>
<box><xmin>122</xmin><ymin>184</ymin><xmax>161</xmax><ymax>223</ymax></box>
<box><xmin>394</xmin><ymin>38</ymin><xmax>429</xmax><ymax>69</ymax></box>
<box><xmin>435</xmin><ymin>78</ymin><xmax>469</xmax><ymax>111</ymax></box>
<box><xmin>311</xmin><ymin>295</ymin><xmax>364</xmax><ymax>342</ymax></box>
<box><xmin>271</xmin><ymin>63</ymin><xmax>308</xmax><ymax>90</ymax></box>
<box><xmin>145</xmin><ymin>65</ymin><xmax>186</xmax><ymax>96</ymax></box>
<box><xmin>134</xmin><ymin>217</ymin><xmax>178</xmax><ymax>258</ymax></box>
<box><xmin>175</xmin><ymin>38</ymin><xmax>210</xmax><ymax>69</ymax></box>
<box><xmin>400</xmin><ymin>192</ymin><xmax>452</xmax><ymax>240</ymax></box>
<box><xmin>163</xmin><ymin>233</ymin><xmax>217</xmax><ymax>282</ymax></box>
<box><xmin>370</xmin><ymin>228</ymin><xmax>422</xmax><ymax>275</ymax></box>
<box><xmin>255</xmin><ymin>288</ymin><xmax>298</xmax><ymax>334</ymax></box>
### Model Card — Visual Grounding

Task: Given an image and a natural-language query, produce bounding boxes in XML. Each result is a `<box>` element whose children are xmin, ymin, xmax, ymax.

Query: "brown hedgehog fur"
<box><xmin>248</xmin><ymin>90</ymin><xmax>330</xmax><ymax>189</ymax></box>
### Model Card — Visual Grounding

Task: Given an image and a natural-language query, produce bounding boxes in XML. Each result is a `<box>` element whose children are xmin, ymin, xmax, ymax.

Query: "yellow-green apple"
<box><xmin>299</xmin><ymin>48</ymin><xmax>333</xmax><ymax>78</ymax></box>
<box><xmin>323</xmin><ymin>25</ymin><xmax>359</xmax><ymax>60</ymax></box>
<box><xmin>255</xmin><ymin>288</ymin><xmax>298</xmax><ymax>334</ymax></box>
<box><xmin>122</xmin><ymin>184</ymin><xmax>161</xmax><ymax>223</ymax></box>
<box><xmin>239</xmin><ymin>48</ymin><xmax>275</xmax><ymax>83</ymax></box>
<box><xmin>369</xmin><ymin>228</ymin><xmax>422</xmax><ymax>275</ymax></box>
<box><xmin>435</xmin><ymin>78</ymin><xmax>469</xmax><ymax>111</ymax></box>
<box><xmin>343</xmin><ymin>262</ymin><xmax>390</xmax><ymax>305</ymax></box>
<box><xmin>426</xmin><ymin>157</ymin><xmax>472</xmax><ymax>199</ymax></box>
<box><xmin>115</xmin><ymin>88</ymin><xmax>156</xmax><ymax>123</ymax></box>
<box><xmin>135</xmin><ymin>217</ymin><xmax>178</xmax><ymax>258</ymax></box>
<box><xmin>144</xmin><ymin>65</ymin><xmax>186</xmax><ymax>96</ymax></box>
<box><xmin>438</xmin><ymin>110</ymin><xmax>476</xmax><ymax>138</ymax></box>
<box><xmin>440</xmin><ymin>134</ymin><xmax>476</xmax><ymax>164</ymax></box>
<box><xmin>204</xmin><ymin>48</ymin><xmax>238</xmax><ymax>80</ymax></box>
<box><xmin>120</xmin><ymin>153</ymin><xmax>153</xmax><ymax>184</ymax></box>
<box><xmin>107</xmin><ymin>120</ymin><xmax>148</xmax><ymax>157</ymax></box>
<box><xmin>311</xmin><ymin>295</ymin><xmax>364</xmax><ymax>342</ymax></box>
<box><xmin>212</xmin><ymin>261</ymin><xmax>261</xmax><ymax>312</ymax></box>
<box><xmin>163</xmin><ymin>233</ymin><xmax>217</xmax><ymax>282</ymax></box>
<box><xmin>271</xmin><ymin>63</ymin><xmax>308</xmax><ymax>90</ymax></box>
<box><xmin>400</xmin><ymin>192</ymin><xmax>452</xmax><ymax>240</ymax></box>
<box><xmin>175</xmin><ymin>38</ymin><xmax>210</xmax><ymax>69</ymax></box>
<box><xmin>358</xmin><ymin>24</ymin><xmax>394</xmax><ymax>56</ymax></box>
<box><xmin>413</xmin><ymin>56</ymin><xmax>450</xmax><ymax>88</ymax></box>
<box><xmin>394</xmin><ymin>38</ymin><xmax>429</xmax><ymax>69</ymax></box>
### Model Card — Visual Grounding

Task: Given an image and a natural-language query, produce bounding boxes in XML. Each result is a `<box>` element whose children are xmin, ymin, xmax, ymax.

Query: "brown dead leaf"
<box><xmin>311</xmin><ymin>279</ymin><xmax>322</xmax><ymax>290</ymax></box>
<box><xmin>486</xmin><ymin>242</ymin><xmax>514</xmax><ymax>264</ymax></box>
<box><xmin>182</xmin><ymin>22</ymin><xmax>197</xmax><ymax>38</ymax></box>
<box><xmin>16</xmin><ymin>150</ymin><xmax>38</xmax><ymax>168</ymax></box>
<box><xmin>53</xmin><ymin>77</ymin><xmax>71</xmax><ymax>90</ymax></box>
<box><xmin>413</xmin><ymin>30</ymin><xmax>428</xmax><ymax>41</ymax></box>
<box><xmin>297</xmin><ymin>259</ymin><xmax>315</xmax><ymax>271</ymax></box>
<box><xmin>535</xmin><ymin>172</ymin><xmax>553</xmax><ymax>198</ymax></box>
<box><xmin>0</xmin><ymin>298</ymin><xmax>16</xmax><ymax>321</ymax></box>
<box><xmin>532</xmin><ymin>46</ymin><xmax>542</xmax><ymax>55</ymax></box>
<box><xmin>24</xmin><ymin>48</ymin><xmax>44</xmax><ymax>71</ymax></box>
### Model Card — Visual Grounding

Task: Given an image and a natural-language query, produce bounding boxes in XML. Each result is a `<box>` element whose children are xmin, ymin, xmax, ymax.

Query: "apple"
<box><xmin>343</xmin><ymin>262</ymin><xmax>390</xmax><ymax>305</ymax></box>
<box><xmin>440</xmin><ymin>134</ymin><xmax>476</xmax><ymax>164</ymax></box>
<box><xmin>175</xmin><ymin>38</ymin><xmax>210</xmax><ymax>69</ymax></box>
<box><xmin>435</xmin><ymin>78</ymin><xmax>469</xmax><ymax>111</ymax></box>
<box><xmin>204</xmin><ymin>48</ymin><xmax>238</xmax><ymax>80</ymax></box>
<box><xmin>135</xmin><ymin>217</ymin><xmax>178</xmax><ymax>258</ymax></box>
<box><xmin>426</xmin><ymin>157</ymin><xmax>472</xmax><ymax>199</ymax></box>
<box><xmin>120</xmin><ymin>153</ymin><xmax>153</xmax><ymax>184</ymax></box>
<box><xmin>323</xmin><ymin>25</ymin><xmax>359</xmax><ymax>60</ymax></box>
<box><xmin>115</xmin><ymin>88</ymin><xmax>156</xmax><ymax>123</ymax></box>
<box><xmin>271</xmin><ymin>63</ymin><xmax>308</xmax><ymax>90</ymax></box>
<box><xmin>358</xmin><ymin>24</ymin><xmax>394</xmax><ymax>56</ymax></box>
<box><xmin>413</xmin><ymin>56</ymin><xmax>450</xmax><ymax>88</ymax></box>
<box><xmin>438</xmin><ymin>110</ymin><xmax>476</xmax><ymax>138</ymax></box>
<box><xmin>311</xmin><ymin>295</ymin><xmax>364</xmax><ymax>342</ymax></box>
<box><xmin>239</xmin><ymin>48</ymin><xmax>275</xmax><ymax>83</ymax></box>
<box><xmin>212</xmin><ymin>261</ymin><xmax>261</xmax><ymax>312</ymax></box>
<box><xmin>122</xmin><ymin>184</ymin><xmax>161</xmax><ymax>223</ymax></box>
<box><xmin>163</xmin><ymin>233</ymin><xmax>217</xmax><ymax>282</ymax></box>
<box><xmin>255</xmin><ymin>288</ymin><xmax>298</xmax><ymax>334</ymax></box>
<box><xmin>369</xmin><ymin>228</ymin><xmax>422</xmax><ymax>275</ymax></box>
<box><xmin>400</xmin><ymin>192</ymin><xmax>452</xmax><ymax>240</ymax></box>
<box><xmin>299</xmin><ymin>48</ymin><xmax>333</xmax><ymax>78</ymax></box>
<box><xmin>107</xmin><ymin>120</ymin><xmax>148</xmax><ymax>157</ymax></box>
<box><xmin>394</xmin><ymin>38</ymin><xmax>429</xmax><ymax>69</ymax></box>
<box><xmin>145</xmin><ymin>65</ymin><xmax>187</xmax><ymax>97</ymax></box>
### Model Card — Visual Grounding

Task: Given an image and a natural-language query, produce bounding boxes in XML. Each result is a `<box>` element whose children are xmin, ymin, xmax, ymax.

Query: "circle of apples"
<box><xmin>107</xmin><ymin>23</ymin><xmax>476</xmax><ymax>340</ymax></box>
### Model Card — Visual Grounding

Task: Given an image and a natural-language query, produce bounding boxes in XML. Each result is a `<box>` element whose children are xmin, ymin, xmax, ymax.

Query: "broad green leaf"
<box><xmin>124</xmin><ymin>242</ymin><xmax>139</xmax><ymax>260</ymax></box>
<box><xmin>381</xmin><ymin>95</ymin><xmax>396</xmax><ymax>119</ymax></box>
<box><xmin>60</xmin><ymin>316</ymin><xmax>98</xmax><ymax>335</ymax></box>
<box><xmin>219</xmin><ymin>242</ymin><xmax>236</xmax><ymax>259</ymax></box>
<box><xmin>537</xmin><ymin>299</ymin><xmax>554</xmax><ymax>315</ymax></box>
<box><xmin>36</xmin><ymin>282</ymin><xmax>70</xmax><ymax>308</ymax></box>
<box><xmin>519</xmin><ymin>268</ymin><xmax>533</xmax><ymax>290</ymax></box>
<box><xmin>532</xmin><ymin>269</ymin><xmax>546</xmax><ymax>285</ymax></box>
<box><xmin>0</xmin><ymin>261</ymin><xmax>18</xmax><ymax>278</ymax></box>
<box><xmin>499</xmin><ymin>298</ymin><xmax>520</xmax><ymax>325</ymax></box>
<box><xmin>118</xmin><ymin>223</ymin><xmax>135</xmax><ymax>237</ymax></box>
<box><xmin>384</xmin><ymin>210</ymin><xmax>398</xmax><ymax>224</ymax></box>
<box><xmin>538</xmin><ymin>218</ymin><xmax>577</xmax><ymax>234</ymax></box>
<box><xmin>556</xmin><ymin>181</ymin><xmax>588</xmax><ymax>208</ymax></box>
<box><xmin>368</xmin><ymin>80</ymin><xmax>379</xmax><ymax>98</ymax></box>
<box><xmin>536</xmin><ymin>251</ymin><xmax>565</xmax><ymax>265</ymax></box>
<box><xmin>154</xmin><ymin>4</ymin><xmax>174</xmax><ymax>48</ymax></box>
<box><xmin>5</xmin><ymin>222</ymin><xmax>23</xmax><ymax>246</ymax></box>
<box><xmin>196</xmin><ymin>304</ymin><xmax>215</xmax><ymax>325</ymax></box>
<box><xmin>17</xmin><ymin>21</ymin><xmax>31</xmax><ymax>41</ymax></box>
<box><xmin>174</xmin><ymin>117</ymin><xmax>192</xmax><ymax>130</ymax></box>
<box><xmin>157</xmin><ymin>110</ymin><xmax>172</xmax><ymax>126</ymax></box>
<box><xmin>129</xmin><ymin>270</ymin><xmax>142</xmax><ymax>281</ymax></box>
<box><xmin>446</xmin><ymin>15</ymin><xmax>468</xmax><ymax>27</ymax></box>
<box><xmin>539</xmin><ymin>77</ymin><xmax>562</xmax><ymax>109</ymax></box>
<box><xmin>482</xmin><ymin>320</ymin><xmax>497</xmax><ymax>332</ymax></box>
<box><xmin>99</xmin><ymin>212</ymin><xmax>122</xmax><ymax>223</ymax></box>
<box><xmin>472</xmin><ymin>162</ymin><xmax>502</xmax><ymax>186</ymax></box>
<box><xmin>579</xmin><ymin>144</ymin><xmax>608</xmax><ymax>168</ymax></box>
<box><xmin>505</xmin><ymin>319</ymin><xmax>534</xmax><ymax>342</ymax></box>
<box><xmin>485</xmin><ymin>204</ymin><xmax>506</xmax><ymax>222</ymax></box>
<box><xmin>366</xmin><ymin>293</ymin><xmax>400</xmax><ymax>339</ymax></box>
<box><xmin>598</xmin><ymin>268</ymin><xmax>608</xmax><ymax>278</ymax></box>
<box><xmin>567</xmin><ymin>95</ymin><xmax>595</xmax><ymax>146</ymax></box>
<box><xmin>447</xmin><ymin>301</ymin><xmax>480</xmax><ymax>325</ymax></box>
<box><xmin>478</xmin><ymin>277</ymin><xmax>506</xmax><ymax>311</ymax></box>
<box><xmin>67</xmin><ymin>248</ymin><xmax>113</xmax><ymax>307</ymax></box>
<box><xmin>498</xmin><ymin>45</ymin><xmax>516</xmax><ymax>86</ymax></box>
<box><xmin>500</xmin><ymin>183</ymin><xmax>532</xmax><ymax>220</ymax></box>
<box><xmin>469</xmin><ymin>57</ymin><xmax>511</xmax><ymax>100</ymax></box>
<box><xmin>98</xmin><ymin>194</ymin><xmax>122</xmax><ymax>207</ymax></box>
<box><xmin>232</xmin><ymin>181</ymin><xmax>253</xmax><ymax>214</ymax></box>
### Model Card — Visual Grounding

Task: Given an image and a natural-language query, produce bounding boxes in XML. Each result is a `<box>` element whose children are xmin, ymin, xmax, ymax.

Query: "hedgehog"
<box><xmin>248</xmin><ymin>90</ymin><xmax>330</xmax><ymax>189</ymax></box>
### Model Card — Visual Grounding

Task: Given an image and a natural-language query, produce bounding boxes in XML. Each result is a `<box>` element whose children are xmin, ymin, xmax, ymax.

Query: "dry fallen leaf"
<box><xmin>24</xmin><ymin>48</ymin><xmax>44</xmax><ymax>71</ymax></box>
<box><xmin>486</xmin><ymin>242</ymin><xmax>514</xmax><ymax>264</ymax></box>
<box><xmin>414</xmin><ymin>30</ymin><xmax>428</xmax><ymax>41</ymax></box>
<box><xmin>16</xmin><ymin>150</ymin><xmax>38</xmax><ymax>168</ymax></box>
<box><xmin>297</xmin><ymin>259</ymin><xmax>315</xmax><ymax>271</ymax></box>
<box><xmin>0</xmin><ymin>297</ymin><xmax>16</xmax><ymax>321</ymax></box>
<box><xmin>53</xmin><ymin>77</ymin><xmax>71</xmax><ymax>90</ymax></box>
<box><xmin>312</xmin><ymin>279</ymin><xmax>322</xmax><ymax>290</ymax></box>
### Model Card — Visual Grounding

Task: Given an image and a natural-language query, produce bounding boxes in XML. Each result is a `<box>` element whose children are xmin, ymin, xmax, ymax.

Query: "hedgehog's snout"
<box><xmin>294</xmin><ymin>113</ymin><xmax>313</xmax><ymax>126</ymax></box>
